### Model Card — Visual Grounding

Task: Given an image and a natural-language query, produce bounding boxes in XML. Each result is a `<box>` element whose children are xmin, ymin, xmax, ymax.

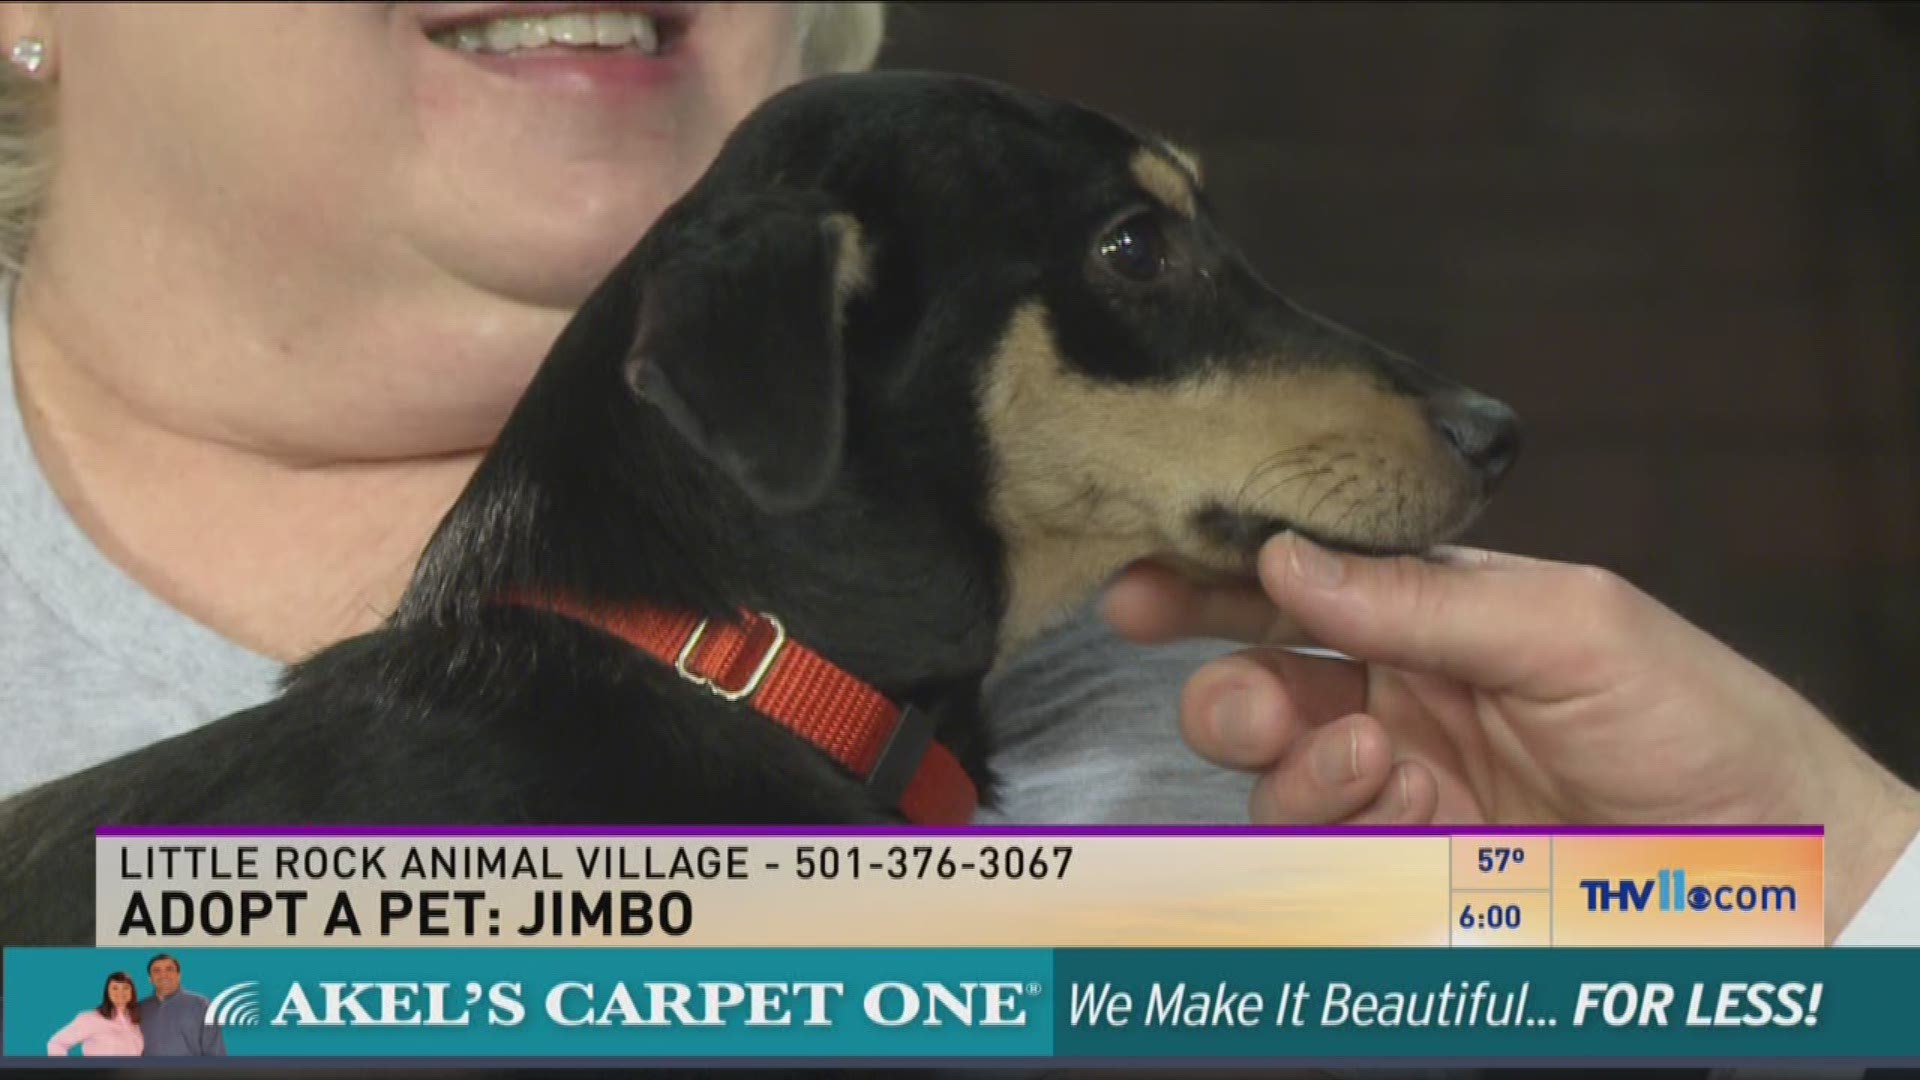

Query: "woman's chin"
<box><xmin>412</xmin><ymin>210</ymin><xmax>669</xmax><ymax>310</ymax></box>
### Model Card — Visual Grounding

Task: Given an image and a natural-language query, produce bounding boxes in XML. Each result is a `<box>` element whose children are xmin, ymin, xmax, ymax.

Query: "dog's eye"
<box><xmin>1095</xmin><ymin>213</ymin><xmax>1168</xmax><ymax>283</ymax></box>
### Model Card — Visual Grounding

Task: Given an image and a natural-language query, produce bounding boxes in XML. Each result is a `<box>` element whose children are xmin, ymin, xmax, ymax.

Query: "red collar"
<box><xmin>509</xmin><ymin>595</ymin><xmax>977</xmax><ymax>825</ymax></box>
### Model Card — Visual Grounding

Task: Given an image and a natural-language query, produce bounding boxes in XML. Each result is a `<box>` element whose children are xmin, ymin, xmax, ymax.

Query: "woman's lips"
<box><xmin>426</xmin><ymin>8</ymin><xmax>665</xmax><ymax>54</ymax></box>
<box><xmin>418</xmin><ymin>6</ymin><xmax>691</xmax><ymax>95</ymax></box>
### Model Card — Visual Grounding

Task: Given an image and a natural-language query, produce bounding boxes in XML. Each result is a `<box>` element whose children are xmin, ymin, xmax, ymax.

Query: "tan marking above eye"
<box><xmin>823</xmin><ymin>213</ymin><xmax>871</xmax><ymax>309</ymax></box>
<box><xmin>1162</xmin><ymin>141</ymin><xmax>1204</xmax><ymax>185</ymax></box>
<box><xmin>1128</xmin><ymin>147</ymin><xmax>1197</xmax><ymax>219</ymax></box>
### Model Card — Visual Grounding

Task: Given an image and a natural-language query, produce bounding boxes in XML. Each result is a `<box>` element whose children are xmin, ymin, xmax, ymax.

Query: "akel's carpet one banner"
<box><xmin>6</xmin><ymin>825</ymin><xmax>1909</xmax><ymax>1067</ymax></box>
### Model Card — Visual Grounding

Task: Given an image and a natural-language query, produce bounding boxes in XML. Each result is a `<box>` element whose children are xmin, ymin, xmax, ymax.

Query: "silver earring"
<box><xmin>9</xmin><ymin>38</ymin><xmax>45</xmax><ymax>75</ymax></box>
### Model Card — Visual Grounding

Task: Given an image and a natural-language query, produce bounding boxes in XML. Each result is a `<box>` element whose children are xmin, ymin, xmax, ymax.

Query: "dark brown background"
<box><xmin>880</xmin><ymin>2</ymin><xmax>1920</xmax><ymax>782</ymax></box>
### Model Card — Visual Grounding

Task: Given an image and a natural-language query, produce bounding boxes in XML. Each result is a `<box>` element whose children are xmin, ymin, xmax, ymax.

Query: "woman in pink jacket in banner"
<box><xmin>45</xmin><ymin>970</ymin><xmax>143</xmax><ymax>1057</ymax></box>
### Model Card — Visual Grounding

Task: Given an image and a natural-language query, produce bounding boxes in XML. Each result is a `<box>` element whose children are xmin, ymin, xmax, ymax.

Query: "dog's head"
<box><xmin>458</xmin><ymin>72</ymin><xmax>1518</xmax><ymax>667</ymax></box>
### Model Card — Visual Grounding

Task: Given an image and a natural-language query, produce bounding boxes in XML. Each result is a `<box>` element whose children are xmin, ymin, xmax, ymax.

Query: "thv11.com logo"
<box><xmin>1579</xmin><ymin>870</ymin><xmax>1797</xmax><ymax>914</ymax></box>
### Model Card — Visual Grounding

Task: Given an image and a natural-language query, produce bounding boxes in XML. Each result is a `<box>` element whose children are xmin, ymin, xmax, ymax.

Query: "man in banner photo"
<box><xmin>135</xmin><ymin>953</ymin><xmax>225</xmax><ymax>1057</ymax></box>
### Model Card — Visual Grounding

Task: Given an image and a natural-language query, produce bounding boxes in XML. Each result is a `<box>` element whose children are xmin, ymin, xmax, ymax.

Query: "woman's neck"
<box><xmin>8</xmin><ymin>255</ymin><xmax>564</xmax><ymax>664</ymax></box>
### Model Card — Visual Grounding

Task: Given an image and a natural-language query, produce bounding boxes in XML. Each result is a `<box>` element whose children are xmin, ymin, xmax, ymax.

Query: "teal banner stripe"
<box><xmin>1056</xmin><ymin>948</ymin><xmax>1912</xmax><ymax>1059</ymax></box>
<box><xmin>6</xmin><ymin>947</ymin><xmax>1914</xmax><ymax>1062</ymax></box>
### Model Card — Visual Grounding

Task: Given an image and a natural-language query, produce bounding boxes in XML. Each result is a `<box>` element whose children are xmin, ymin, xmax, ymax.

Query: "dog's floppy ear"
<box><xmin>624</xmin><ymin>189</ymin><xmax>869</xmax><ymax>514</ymax></box>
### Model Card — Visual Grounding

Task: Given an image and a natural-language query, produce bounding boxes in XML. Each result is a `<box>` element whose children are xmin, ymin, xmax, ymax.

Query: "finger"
<box><xmin>1255</xmin><ymin>533</ymin><xmax>1645</xmax><ymax>695</ymax></box>
<box><xmin>1424</xmin><ymin>545</ymin><xmax>1559</xmax><ymax>571</ymax></box>
<box><xmin>1101</xmin><ymin>559</ymin><xmax>1312</xmax><ymax>647</ymax></box>
<box><xmin>1247</xmin><ymin>713</ymin><xmax>1394</xmax><ymax>824</ymax></box>
<box><xmin>1180</xmin><ymin>647</ymin><xmax>1368</xmax><ymax>771</ymax></box>
<box><xmin>1342</xmin><ymin>760</ymin><xmax>1441</xmax><ymax>824</ymax></box>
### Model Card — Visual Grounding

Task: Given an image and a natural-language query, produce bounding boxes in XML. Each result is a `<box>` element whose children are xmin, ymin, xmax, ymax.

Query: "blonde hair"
<box><xmin>0</xmin><ymin>2</ymin><xmax>887</xmax><ymax>274</ymax></box>
<box><xmin>0</xmin><ymin>64</ymin><xmax>51</xmax><ymax>275</ymax></box>
<box><xmin>801</xmin><ymin>2</ymin><xmax>887</xmax><ymax>77</ymax></box>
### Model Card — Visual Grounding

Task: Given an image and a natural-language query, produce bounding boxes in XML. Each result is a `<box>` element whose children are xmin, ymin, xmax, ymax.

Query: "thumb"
<box><xmin>1257</xmin><ymin>533</ymin><xmax>1613</xmax><ymax>697</ymax></box>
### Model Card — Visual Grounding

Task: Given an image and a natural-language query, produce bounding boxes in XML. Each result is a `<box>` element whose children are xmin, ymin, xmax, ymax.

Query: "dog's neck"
<box><xmin>395</xmin><ymin>316</ymin><xmax>1003</xmax><ymax>715</ymax></box>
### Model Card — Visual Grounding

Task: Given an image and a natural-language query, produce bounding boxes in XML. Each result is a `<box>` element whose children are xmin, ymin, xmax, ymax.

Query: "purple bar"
<box><xmin>93</xmin><ymin>823</ymin><xmax>1824</xmax><ymax>838</ymax></box>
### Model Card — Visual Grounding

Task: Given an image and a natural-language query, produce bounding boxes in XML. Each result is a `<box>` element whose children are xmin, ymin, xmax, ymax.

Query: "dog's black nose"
<box><xmin>1430</xmin><ymin>390</ymin><xmax>1521</xmax><ymax>486</ymax></box>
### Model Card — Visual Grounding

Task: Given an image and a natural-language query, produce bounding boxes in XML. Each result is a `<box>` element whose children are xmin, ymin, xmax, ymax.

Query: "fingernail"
<box><xmin>1210</xmin><ymin>687</ymin><xmax>1259</xmax><ymax>755</ymax></box>
<box><xmin>1396</xmin><ymin>766</ymin><xmax>1412</xmax><ymax>812</ymax></box>
<box><xmin>1311</xmin><ymin>727</ymin><xmax>1358</xmax><ymax>785</ymax></box>
<box><xmin>1288</xmin><ymin>535</ymin><xmax>1346</xmax><ymax>588</ymax></box>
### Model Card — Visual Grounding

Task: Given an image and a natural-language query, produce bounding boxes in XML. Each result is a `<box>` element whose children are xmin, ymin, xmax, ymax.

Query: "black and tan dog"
<box><xmin>0</xmin><ymin>71</ymin><xmax>1516</xmax><ymax>948</ymax></box>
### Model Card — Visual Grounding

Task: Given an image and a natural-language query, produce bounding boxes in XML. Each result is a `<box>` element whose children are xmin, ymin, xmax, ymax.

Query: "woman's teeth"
<box><xmin>430</xmin><ymin>11</ymin><xmax>661</xmax><ymax>56</ymax></box>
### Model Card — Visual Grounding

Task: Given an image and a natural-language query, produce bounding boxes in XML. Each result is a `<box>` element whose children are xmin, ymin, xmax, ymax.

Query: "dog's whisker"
<box><xmin>1245</xmin><ymin>450</ymin><xmax>1360</xmax><ymax>507</ymax></box>
<box><xmin>1244</xmin><ymin>464</ymin><xmax>1335</xmax><ymax>508</ymax></box>
<box><xmin>1303</xmin><ymin>474</ymin><xmax>1362</xmax><ymax>531</ymax></box>
<box><xmin>1329</xmin><ymin>493</ymin><xmax>1368</xmax><ymax>541</ymax></box>
<box><xmin>1231</xmin><ymin>445</ymin><xmax>1323</xmax><ymax>506</ymax></box>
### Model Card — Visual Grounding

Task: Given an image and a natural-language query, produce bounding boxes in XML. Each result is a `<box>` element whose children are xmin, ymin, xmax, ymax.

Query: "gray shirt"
<box><xmin>135</xmin><ymin>989</ymin><xmax>225</xmax><ymax>1057</ymax></box>
<box><xmin>0</xmin><ymin>322</ymin><xmax>285</xmax><ymax>794</ymax></box>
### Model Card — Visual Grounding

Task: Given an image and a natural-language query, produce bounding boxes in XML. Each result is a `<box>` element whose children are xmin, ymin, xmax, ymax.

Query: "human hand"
<box><xmin>1102</xmin><ymin>534</ymin><xmax>1920</xmax><ymax>940</ymax></box>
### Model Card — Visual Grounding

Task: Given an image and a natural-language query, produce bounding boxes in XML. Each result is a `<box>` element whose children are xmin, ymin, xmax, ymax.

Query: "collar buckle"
<box><xmin>675</xmin><ymin>612</ymin><xmax>788</xmax><ymax>701</ymax></box>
